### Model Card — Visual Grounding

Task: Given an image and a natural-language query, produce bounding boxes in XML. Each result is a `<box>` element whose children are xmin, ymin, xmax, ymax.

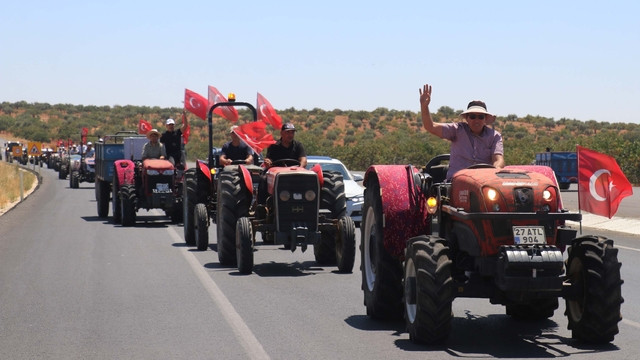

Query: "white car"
<box><xmin>306</xmin><ymin>156</ymin><xmax>364</xmax><ymax>226</ymax></box>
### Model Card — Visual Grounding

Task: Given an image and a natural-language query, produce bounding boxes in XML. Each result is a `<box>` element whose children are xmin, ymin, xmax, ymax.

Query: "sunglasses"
<box><xmin>467</xmin><ymin>114</ymin><xmax>485</xmax><ymax>120</ymax></box>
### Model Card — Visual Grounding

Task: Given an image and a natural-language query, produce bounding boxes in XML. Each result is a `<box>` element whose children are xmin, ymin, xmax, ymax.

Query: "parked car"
<box><xmin>306</xmin><ymin>156</ymin><xmax>364</xmax><ymax>226</ymax></box>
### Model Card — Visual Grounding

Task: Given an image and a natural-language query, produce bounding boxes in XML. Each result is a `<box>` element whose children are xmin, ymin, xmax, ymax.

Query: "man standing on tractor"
<box><xmin>160</xmin><ymin>111</ymin><xmax>188</xmax><ymax>168</ymax></box>
<box><xmin>419</xmin><ymin>83</ymin><xmax>504</xmax><ymax>180</ymax></box>
<box><xmin>142</xmin><ymin>129</ymin><xmax>167</xmax><ymax>161</ymax></box>
<box><xmin>219</xmin><ymin>126</ymin><xmax>253</xmax><ymax>166</ymax></box>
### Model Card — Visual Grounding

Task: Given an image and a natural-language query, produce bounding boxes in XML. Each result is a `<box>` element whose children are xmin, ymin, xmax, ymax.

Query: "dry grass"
<box><xmin>0</xmin><ymin>161</ymin><xmax>37</xmax><ymax>211</ymax></box>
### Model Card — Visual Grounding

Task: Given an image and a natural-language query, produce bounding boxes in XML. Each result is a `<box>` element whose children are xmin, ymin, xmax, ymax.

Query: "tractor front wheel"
<box><xmin>194</xmin><ymin>203</ymin><xmax>209</xmax><ymax>251</ymax></box>
<box><xmin>120</xmin><ymin>184</ymin><xmax>136</xmax><ymax>227</ymax></box>
<box><xmin>236</xmin><ymin>217</ymin><xmax>254</xmax><ymax>274</ymax></box>
<box><xmin>336</xmin><ymin>216</ymin><xmax>356</xmax><ymax>273</ymax></box>
<box><xmin>564</xmin><ymin>236</ymin><xmax>623</xmax><ymax>343</ymax></box>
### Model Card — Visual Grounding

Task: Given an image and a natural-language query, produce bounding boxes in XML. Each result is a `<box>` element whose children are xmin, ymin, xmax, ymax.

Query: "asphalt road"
<box><xmin>1</xmin><ymin>165</ymin><xmax>639</xmax><ymax>359</ymax></box>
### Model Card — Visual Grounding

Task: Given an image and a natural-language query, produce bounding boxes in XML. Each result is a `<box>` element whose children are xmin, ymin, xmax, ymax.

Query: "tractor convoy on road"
<box><xmin>22</xmin><ymin>94</ymin><xmax>623</xmax><ymax>347</ymax></box>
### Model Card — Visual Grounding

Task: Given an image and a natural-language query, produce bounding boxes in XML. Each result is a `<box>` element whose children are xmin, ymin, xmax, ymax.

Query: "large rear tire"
<box><xmin>564</xmin><ymin>236</ymin><xmax>623</xmax><ymax>343</ymax></box>
<box><xmin>336</xmin><ymin>216</ymin><xmax>356</xmax><ymax>273</ymax></box>
<box><xmin>236</xmin><ymin>217</ymin><xmax>254</xmax><ymax>274</ymax></box>
<box><xmin>404</xmin><ymin>235</ymin><xmax>454</xmax><ymax>344</ymax></box>
<box><xmin>195</xmin><ymin>203</ymin><xmax>209</xmax><ymax>251</ymax></box>
<box><xmin>183</xmin><ymin>169</ymin><xmax>197</xmax><ymax>246</ymax></box>
<box><xmin>120</xmin><ymin>184</ymin><xmax>136</xmax><ymax>227</ymax></box>
<box><xmin>216</xmin><ymin>170</ymin><xmax>250</xmax><ymax>266</ymax></box>
<box><xmin>361</xmin><ymin>175</ymin><xmax>403</xmax><ymax>320</ymax></box>
<box><xmin>314</xmin><ymin>170</ymin><xmax>347</xmax><ymax>265</ymax></box>
<box><xmin>111</xmin><ymin>168</ymin><xmax>122</xmax><ymax>224</ymax></box>
<box><xmin>97</xmin><ymin>180</ymin><xmax>110</xmax><ymax>218</ymax></box>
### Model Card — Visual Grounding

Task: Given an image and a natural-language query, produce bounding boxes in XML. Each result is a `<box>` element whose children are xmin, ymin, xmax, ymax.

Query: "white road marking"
<box><xmin>616</xmin><ymin>244</ymin><xmax>640</xmax><ymax>253</ymax></box>
<box><xmin>168</xmin><ymin>227</ymin><xmax>270</xmax><ymax>360</ymax></box>
<box><xmin>622</xmin><ymin>318</ymin><xmax>640</xmax><ymax>329</ymax></box>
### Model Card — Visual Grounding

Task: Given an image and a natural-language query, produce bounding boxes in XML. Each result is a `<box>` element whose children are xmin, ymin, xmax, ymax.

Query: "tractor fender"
<box><xmin>309</xmin><ymin>163</ymin><xmax>324</xmax><ymax>187</ymax></box>
<box><xmin>238</xmin><ymin>165</ymin><xmax>253</xmax><ymax>194</ymax></box>
<box><xmin>364</xmin><ymin>164</ymin><xmax>431</xmax><ymax>259</ymax></box>
<box><xmin>114</xmin><ymin>159</ymin><xmax>136</xmax><ymax>186</ymax></box>
<box><xmin>196</xmin><ymin>160</ymin><xmax>212</xmax><ymax>183</ymax></box>
<box><xmin>451</xmin><ymin>222</ymin><xmax>482</xmax><ymax>257</ymax></box>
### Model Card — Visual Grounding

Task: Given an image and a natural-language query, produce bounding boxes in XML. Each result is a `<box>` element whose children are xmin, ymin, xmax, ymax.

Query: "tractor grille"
<box><xmin>274</xmin><ymin>173</ymin><xmax>319</xmax><ymax>232</ymax></box>
<box><xmin>513</xmin><ymin>187</ymin><xmax>534</xmax><ymax>212</ymax></box>
<box><xmin>146</xmin><ymin>174</ymin><xmax>174</xmax><ymax>196</ymax></box>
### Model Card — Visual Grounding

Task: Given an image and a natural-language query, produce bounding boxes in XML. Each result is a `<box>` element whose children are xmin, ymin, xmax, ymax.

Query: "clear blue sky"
<box><xmin>1</xmin><ymin>1</ymin><xmax>638</xmax><ymax>123</ymax></box>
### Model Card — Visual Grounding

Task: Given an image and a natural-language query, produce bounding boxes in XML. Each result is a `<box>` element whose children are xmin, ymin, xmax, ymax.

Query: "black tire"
<box><xmin>120</xmin><ymin>184</ymin><xmax>136</xmax><ymax>227</ymax></box>
<box><xmin>236</xmin><ymin>217</ymin><xmax>254</xmax><ymax>274</ymax></box>
<box><xmin>404</xmin><ymin>235</ymin><xmax>454</xmax><ymax>344</ymax></box>
<box><xmin>564</xmin><ymin>236</ymin><xmax>623</xmax><ymax>343</ymax></box>
<box><xmin>506</xmin><ymin>299</ymin><xmax>558</xmax><ymax>321</ymax></box>
<box><xmin>58</xmin><ymin>165</ymin><xmax>67</xmax><ymax>179</ymax></box>
<box><xmin>314</xmin><ymin>171</ymin><xmax>347</xmax><ymax>265</ymax></box>
<box><xmin>183</xmin><ymin>169</ymin><xmax>197</xmax><ymax>246</ymax></box>
<box><xmin>70</xmin><ymin>171</ymin><xmax>80</xmax><ymax>188</ymax></box>
<box><xmin>361</xmin><ymin>175</ymin><xmax>404</xmax><ymax>320</ymax></box>
<box><xmin>97</xmin><ymin>180</ymin><xmax>110</xmax><ymax>218</ymax></box>
<box><xmin>216</xmin><ymin>170</ymin><xmax>250</xmax><ymax>266</ymax></box>
<box><xmin>111</xmin><ymin>171</ymin><xmax>122</xmax><ymax>224</ymax></box>
<box><xmin>195</xmin><ymin>203</ymin><xmax>209</xmax><ymax>251</ymax></box>
<box><xmin>336</xmin><ymin>216</ymin><xmax>356</xmax><ymax>273</ymax></box>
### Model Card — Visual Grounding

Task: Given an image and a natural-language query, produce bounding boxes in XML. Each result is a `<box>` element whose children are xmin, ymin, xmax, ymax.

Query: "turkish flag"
<box><xmin>138</xmin><ymin>119</ymin><xmax>152</xmax><ymax>135</ymax></box>
<box><xmin>181</xmin><ymin>112</ymin><xmax>190</xmax><ymax>145</ymax></box>
<box><xmin>257</xmin><ymin>92</ymin><xmax>283</xmax><ymax>130</ymax></box>
<box><xmin>184</xmin><ymin>89</ymin><xmax>208</xmax><ymax>120</ymax></box>
<box><xmin>233</xmin><ymin>121</ymin><xmax>276</xmax><ymax>154</ymax></box>
<box><xmin>81</xmin><ymin>127</ymin><xmax>88</xmax><ymax>144</ymax></box>
<box><xmin>577</xmin><ymin>145</ymin><xmax>633</xmax><ymax>218</ymax></box>
<box><xmin>208</xmin><ymin>86</ymin><xmax>239</xmax><ymax>122</ymax></box>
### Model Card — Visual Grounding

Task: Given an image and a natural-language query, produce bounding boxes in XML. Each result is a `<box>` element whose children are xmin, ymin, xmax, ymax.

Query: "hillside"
<box><xmin>2</xmin><ymin>101</ymin><xmax>640</xmax><ymax>183</ymax></box>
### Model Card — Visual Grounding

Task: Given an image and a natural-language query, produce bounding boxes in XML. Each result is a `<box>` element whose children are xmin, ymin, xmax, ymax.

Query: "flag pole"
<box><xmin>576</xmin><ymin>144</ymin><xmax>583</xmax><ymax>234</ymax></box>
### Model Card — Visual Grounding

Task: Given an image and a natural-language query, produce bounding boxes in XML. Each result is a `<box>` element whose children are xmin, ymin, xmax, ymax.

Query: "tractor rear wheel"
<box><xmin>236</xmin><ymin>217</ymin><xmax>254</xmax><ymax>274</ymax></box>
<box><xmin>314</xmin><ymin>170</ymin><xmax>347</xmax><ymax>265</ymax></box>
<box><xmin>336</xmin><ymin>216</ymin><xmax>356</xmax><ymax>273</ymax></box>
<box><xmin>194</xmin><ymin>203</ymin><xmax>209</xmax><ymax>251</ymax></box>
<box><xmin>217</xmin><ymin>170</ymin><xmax>250</xmax><ymax>266</ymax></box>
<box><xmin>361</xmin><ymin>175</ymin><xmax>403</xmax><ymax>320</ymax></box>
<box><xmin>70</xmin><ymin>170</ymin><xmax>79</xmax><ymax>188</ymax></box>
<box><xmin>565</xmin><ymin>236</ymin><xmax>623</xmax><ymax>343</ymax></box>
<box><xmin>97</xmin><ymin>180</ymin><xmax>110</xmax><ymax>218</ymax></box>
<box><xmin>120</xmin><ymin>184</ymin><xmax>136</xmax><ymax>227</ymax></box>
<box><xmin>183</xmin><ymin>169</ymin><xmax>197</xmax><ymax>245</ymax></box>
<box><xmin>404</xmin><ymin>235</ymin><xmax>454</xmax><ymax>344</ymax></box>
<box><xmin>111</xmin><ymin>167</ymin><xmax>122</xmax><ymax>224</ymax></box>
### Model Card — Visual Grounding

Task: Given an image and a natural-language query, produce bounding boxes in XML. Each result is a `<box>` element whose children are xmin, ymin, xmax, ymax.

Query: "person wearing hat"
<box><xmin>420</xmin><ymin>83</ymin><xmax>504</xmax><ymax>180</ymax></box>
<box><xmin>141</xmin><ymin>128</ymin><xmax>167</xmax><ymax>161</ymax></box>
<box><xmin>160</xmin><ymin>110</ymin><xmax>189</xmax><ymax>168</ymax></box>
<box><xmin>220</xmin><ymin>126</ymin><xmax>254</xmax><ymax>166</ymax></box>
<box><xmin>263</xmin><ymin>122</ymin><xmax>307</xmax><ymax>169</ymax></box>
<box><xmin>84</xmin><ymin>141</ymin><xmax>95</xmax><ymax>158</ymax></box>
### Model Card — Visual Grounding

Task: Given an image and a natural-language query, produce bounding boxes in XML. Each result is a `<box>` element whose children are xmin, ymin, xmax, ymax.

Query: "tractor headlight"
<box><xmin>543</xmin><ymin>189</ymin><xmax>552</xmax><ymax>201</ymax></box>
<box><xmin>279</xmin><ymin>190</ymin><xmax>291</xmax><ymax>202</ymax></box>
<box><xmin>147</xmin><ymin>169</ymin><xmax>159</xmax><ymax>175</ymax></box>
<box><xmin>426</xmin><ymin>196</ymin><xmax>438</xmax><ymax>214</ymax></box>
<box><xmin>161</xmin><ymin>169</ymin><xmax>174</xmax><ymax>176</ymax></box>
<box><xmin>486</xmin><ymin>187</ymin><xmax>498</xmax><ymax>201</ymax></box>
<box><xmin>305</xmin><ymin>190</ymin><xmax>316</xmax><ymax>201</ymax></box>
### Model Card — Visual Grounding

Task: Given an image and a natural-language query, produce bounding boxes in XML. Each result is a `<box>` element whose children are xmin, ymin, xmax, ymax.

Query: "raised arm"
<box><xmin>420</xmin><ymin>83</ymin><xmax>444</xmax><ymax>138</ymax></box>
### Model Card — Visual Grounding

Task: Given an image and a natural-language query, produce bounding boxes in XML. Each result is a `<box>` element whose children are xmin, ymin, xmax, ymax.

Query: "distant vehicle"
<box><xmin>535</xmin><ymin>151</ymin><xmax>577</xmax><ymax>190</ymax></box>
<box><xmin>306</xmin><ymin>156</ymin><xmax>364</xmax><ymax>226</ymax></box>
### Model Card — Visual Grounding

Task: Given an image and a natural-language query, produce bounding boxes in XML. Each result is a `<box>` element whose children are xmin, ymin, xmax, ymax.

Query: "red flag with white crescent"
<box><xmin>208</xmin><ymin>86</ymin><xmax>239</xmax><ymax>122</ymax></box>
<box><xmin>577</xmin><ymin>145</ymin><xmax>633</xmax><ymax>218</ymax></box>
<box><xmin>233</xmin><ymin>121</ymin><xmax>276</xmax><ymax>154</ymax></box>
<box><xmin>138</xmin><ymin>119</ymin><xmax>152</xmax><ymax>135</ymax></box>
<box><xmin>257</xmin><ymin>92</ymin><xmax>283</xmax><ymax>130</ymax></box>
<box><xmin>184</xmin><ymin>89</ymin><xmax>208</xmax><ymax>120</ymax></box>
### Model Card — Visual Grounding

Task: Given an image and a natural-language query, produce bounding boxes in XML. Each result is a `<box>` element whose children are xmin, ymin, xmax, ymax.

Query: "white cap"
<box><xmin>166</xmin><ymin>118</ymin><xmax>175</xmax><ymax>125</ymax></box>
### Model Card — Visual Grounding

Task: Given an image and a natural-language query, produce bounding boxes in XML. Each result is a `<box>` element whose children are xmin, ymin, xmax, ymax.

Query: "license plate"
<box><xmin>153</xmin><ymin>183</ymin><xmax>171</xmax><ymax>193</ymax></box>
<box><xmin>512</xmin><ymin>226</ymin><xmax>546</xmax><ymax>244</ymax></box>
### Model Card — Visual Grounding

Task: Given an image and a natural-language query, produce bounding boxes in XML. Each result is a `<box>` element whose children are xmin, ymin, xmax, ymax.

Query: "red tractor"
<box><xmin>183</xmin><ymin>96</ymin><xmax>355</xmax><ymax>274</ymax></box>
<box><xmin>360</xmin><ymin>155</ymin><xmax>623</xmax><ymax>344</ymax></box>
<box><xmin>111</xmin><ymin>137</ymin><xmax>184</xmax><ymax>226</ymax></box>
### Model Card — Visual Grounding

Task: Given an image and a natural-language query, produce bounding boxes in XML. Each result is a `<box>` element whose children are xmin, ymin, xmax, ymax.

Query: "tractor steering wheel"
<box><xmin>271</xmin><ymin>158</ymin><xmax>300</xmax><ymax>167</ymax></box>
